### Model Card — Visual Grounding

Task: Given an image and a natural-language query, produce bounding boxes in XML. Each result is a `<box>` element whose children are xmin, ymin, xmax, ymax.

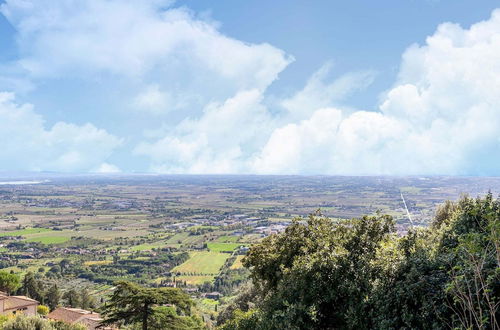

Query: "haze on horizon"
<box><xmin>0</xmin><ymin>0</ymin><xmax>499</xmax><ymax>176</ymax></box>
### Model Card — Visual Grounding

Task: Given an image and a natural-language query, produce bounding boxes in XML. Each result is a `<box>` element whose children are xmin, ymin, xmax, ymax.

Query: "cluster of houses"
<box><xmin>0</xmin><ymin>292</ymin><xmax>110</xmax><ymax>330</ymax></box>
<box><xmin>165</xmin><ymin>213</ymin><xmax>291</xmax><ymax>237</ymax></box>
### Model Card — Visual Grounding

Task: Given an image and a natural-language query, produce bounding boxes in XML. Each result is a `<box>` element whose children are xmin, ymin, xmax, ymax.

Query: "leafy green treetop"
<box><xmin>19</xmin><ymin>272</ymin><xmax>45</xmax><ymax>303</ymax></box>
<box><xmin>101</xmin><ymin>280</ymin><xmax>194</xmax><ymax>330</ymax></box>
<box><xmin>240</xmin><ymin>213</ymin><xmax>395</xmax><ymax>329</ymax></box>
<box><xmin>219</xmin><ymin>195</ymin><xmax>500</xmax><ymax>330</ymax></box>
<box><xmin>46</xmin><ymin>284</ymin><xmax>60</xmax><ymax>311</ymax></box>
<box><xmin>0</xmin><ymin>271</ymin><xmax>20</xmax><ymax>295</ymax></box>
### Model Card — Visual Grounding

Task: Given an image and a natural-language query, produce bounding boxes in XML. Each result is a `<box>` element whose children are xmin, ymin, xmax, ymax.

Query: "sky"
<box><xmin>0</xmin><ymin>0</ymin><xmax>499</xmax><ymax>175</ymax></box>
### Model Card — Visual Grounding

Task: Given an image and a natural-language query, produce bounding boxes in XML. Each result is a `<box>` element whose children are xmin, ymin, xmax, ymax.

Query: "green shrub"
<box><xmin>37</xmin><ymin>305</ymin><xmax>50</xmax><ymax>316</ymax></box>
<box><xmin>1</xmin><ymin>315</ymin><xmax>86</xmax><ymax>330</ymax></box>
<box><xmin>1</xmin><ymin>315</ymin><xmax>53</xmax><ymax>330</ymax></box>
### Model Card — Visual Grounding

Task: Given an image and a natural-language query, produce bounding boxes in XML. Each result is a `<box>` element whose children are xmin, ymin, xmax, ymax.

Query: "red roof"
<box><xmin>47</xmin><ymin>307</ymin><xmax>103</xmax><ymax>324</ymax></box>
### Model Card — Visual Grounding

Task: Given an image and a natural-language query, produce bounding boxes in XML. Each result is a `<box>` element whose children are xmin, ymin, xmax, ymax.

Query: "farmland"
<box><xmin>0</xmin><ymin>228</ymin><xmax>53</xmax><ymax>237</ymax></box>
<box><xmin>0</xmin><ymin>174</ymin><xmax>499</xmax><ymax>322</ymax></box>
<box><xmin>173</xmin><ymin>251</ymin><xmax>230</xmax><ymax>275</ymax></box>
<box><xmin>207</xmin><ymin>242</ymin><xmax>245</xmax><ymax>252</ymax></box>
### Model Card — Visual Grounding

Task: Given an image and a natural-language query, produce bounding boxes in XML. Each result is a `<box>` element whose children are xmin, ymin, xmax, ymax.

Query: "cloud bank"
<box><xmin>0</xmin><ymin>1</ymin><xmax>499</xmax><ymax>175</ymax></box>
<box><xmin>0</xmin><ymin>92</ymin><xmax>121</xmax><ymax>172</ymax></box>
<box><xmin>139</xmin><ymin>9</ymin><xmax>500</xmax><ymax>175</ymax></box>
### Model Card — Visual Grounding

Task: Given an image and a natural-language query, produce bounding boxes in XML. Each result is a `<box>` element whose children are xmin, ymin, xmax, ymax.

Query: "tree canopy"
<box><xmin>220</xmin><ymin>194</ymin><xmax>500</xmax><ymax>330</ymax></box>
<box><xmin>101</xmin><ymin>280</ymin><xmax>197</xmax><ymax>330</ymax></box>
<box><xmin>0</xmin><ymin>271</ymin><xmax>20</xmax><ymax>295</ymax></box>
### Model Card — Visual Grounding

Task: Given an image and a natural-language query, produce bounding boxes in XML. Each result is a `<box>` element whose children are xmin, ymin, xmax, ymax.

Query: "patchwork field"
<box><xmin>26</xmin><ymin>236</ymin><xmax>70</xmax><ymax>244</ymax></box>
<box><xmin>1</xmin><ymin>174</ymin><xmax>499</xmax><ymax>306</ymax></box>
<box><xmin>129</xmin><ymin>241</ymin><xmax>168</xmax><ymax>251</ymax></box>
<box><xmin>173</xmin><ymin>251</ymin><xmax>231</xmax><ymax>275</ymax></box>
<box><xmin>0</xmin><ymin>228</ymin><xmax>53</xmax><ymax>236</ymax></box>
<box><xmin>175</xmin><ymin>275</ymin><xmax>215</xmax><ymax>285</ymax></box>
<box><xmin>216</xmin><ymin>235</ymin><xmax>240</xmax><ymax>242</ymax></box>
<box><xmin>207</xmin><ymin>242</ymin><xmax>245</xmax><ymax>252</ymax></box>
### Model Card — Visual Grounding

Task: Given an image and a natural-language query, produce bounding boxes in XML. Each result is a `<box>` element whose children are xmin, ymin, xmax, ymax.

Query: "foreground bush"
<box><xmin>0</xmin><ymin>315</ymin><xmax>85</xmax><ymax>330</ymax></box>
<box><xmin>219</xmin><ymin>194</ymin><xmax>500</xmax><ymax>329</ymax></box>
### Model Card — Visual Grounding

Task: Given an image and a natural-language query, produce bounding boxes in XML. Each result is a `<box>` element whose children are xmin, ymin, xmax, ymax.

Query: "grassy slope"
<box><xmin>207</xmin><ymin>242</ymin><xmax>245</xmax><ymax>252</ymax></box>
<box><xmin>173</xmin><ymin>251</ymin><xmax>230</xmax><ymax>274</ymax></box>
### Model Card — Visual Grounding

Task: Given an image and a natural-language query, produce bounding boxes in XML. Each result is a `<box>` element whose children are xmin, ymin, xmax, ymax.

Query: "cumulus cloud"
<box><xmin>252</xmin><ymin>108</ymin><xmax>344</xmax><ymax>173</ymax></box>
<box><xmin>135</xmin><ymin>9</ymin><xmax>500</xmax><ymax>175</ymax></box>
<box><xmin>134</xmin><ymin>62</ymin><xmax>377</xmax><ymax>173</ymax></box>
<box><xmin>0</xmin><ymin>92</ymin><xmax>122</xmax><ymax>172</ymax></box>
<box><xmin>1</xmin><ymin>0</ymin><xmax>292</xmax><ymax>101</ymax></box>
<box><xmin>280</xmin><ymin>62</ymin><xmax>376</xmax><ymax>121</ymax></box>
<box><xmin>252</xmin><ymin>9</ymin><xmax>500</xmax><ymax>175</ymax></box>
<box><xmin>134</xmin><ymin>89</ymin><xmax>275</xmax><ymax>173</ymax></box>
<box><xmin>0</xmin><ymin>0</ymin><xmax>296</xmax><ymax>173</ymax></box>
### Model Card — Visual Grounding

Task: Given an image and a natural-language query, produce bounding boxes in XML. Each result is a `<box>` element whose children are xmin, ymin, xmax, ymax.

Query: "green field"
<box><xmin>25</xmin><ymin>236</ymin><xmax>71</xmax><ymax>244</ymax></box>
<box><xmin>173</xmin><ymin>251</ymin><xmax>230</xmax><ymax>274</ymax></box>
<box><xmin>201</xmin><ymin>298</ymin><xmax>219</xmax><ymax>307</ymax></box>
<box><xmin>166</xmin><ymin>232</ymin><xmax>190</xmax><ymax>244</ymax></box>
<box><xmin>130</xmin><ymin>241</ymin><xmax>167</xmax><ymax>251</ymax></box>
<box><xmin>0</xmin><ymin>228</ymin><xmax>52</xmax><ymax>237</ymax></box>
<box><xmin>176</xmin><ymin>275</ymin><xmax>215</xmax><ymax>285</ymax></box>
<box><xmin>207</xmin><ymin>242</ymin><xmax>244</xmax><ymax>252</ymax></box>
<box><xmin>216</xmin><ymin>235</ymin><xmax>239</xmax><ymax>243</ymax></box>
<box><xmin>0</xmin><ymin>227</ymin><xmax>71</xmax><ymax>244</ymax></box>
<box><xmin>189</xmin><ymin>225</ymin><xmax>218</xmax><ymax>231</ymax></box>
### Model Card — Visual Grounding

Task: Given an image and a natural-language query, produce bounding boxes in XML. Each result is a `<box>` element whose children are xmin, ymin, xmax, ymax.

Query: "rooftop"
<box><xmin>47</xmin><ymin>307</ymin><xmax>103</xmax><ymax>325</ymax></box>
<box><xmin>0</xmin><ymin>295</ymin><xmax>39</xmax><ymax>311</ymax></box>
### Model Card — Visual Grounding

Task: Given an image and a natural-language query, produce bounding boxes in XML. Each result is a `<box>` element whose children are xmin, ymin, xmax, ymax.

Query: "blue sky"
<box><xmin>0</xmin><ymin>0</ymin><xmax>499</xmax><ymax>175</ymax></box>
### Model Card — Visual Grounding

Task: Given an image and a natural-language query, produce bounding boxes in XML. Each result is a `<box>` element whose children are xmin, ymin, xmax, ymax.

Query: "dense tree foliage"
<box><xmin>55</xmin><ymin>251</ymin><xmax>189</xmax><ymax>285</ymax></box>
<box><xmin>62</xmin><ymin>289</ymin><xmax>82</xmax><ymax>309</ymax></box>
<box><xmin>46</xmin><ymin>284</ymin><xmax>60</xmax><ymax>310</ymax></box>
<box><xmin>18</xmin><ymin>272</ymin><xmax>45</xmax><ymax>304</ymax></box>
<box><xmin>220</xmin><ymin>195</ymin><xmax>500</xmax><ymax>329</ymax></box>
<box><xmin>0</xmin><ymin>271</ymin><xmax>20</xmax><ymax>295</ymax></box>
<box><xmin>147</xmin><ymin>306</ymin><xmax>205</xmax><ymax>330</ymax></box>
<box><xmin>78</xmin><ymin>288</ymin><xmax>96</xmax><ymax>310</ymax></box>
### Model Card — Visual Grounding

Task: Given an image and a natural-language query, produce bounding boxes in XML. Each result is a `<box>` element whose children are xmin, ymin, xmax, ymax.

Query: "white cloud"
<box><xmin>134</xmin><ymin>89</ymin><xmax>274</xmax><ymax>173</ymax></box>
<box><xmin>280</xmin><ymin>62</ymin><xmax>376</xmax><ymax>121</ymax></box>
<box><xmin>94</xmin><ymin>163</ymin><xmax>121</xmax><ymax>173</ymax></box>
<box><xmin>1</xmin><ymin>0</ymin><xmax>292</xmax><ymax>95</ymax></box>
<box><xmin>252</xmin><ymin>108</ymin><xmax>344</xmax><ymax>174</ymax></box>
<box><xmin>0</xmin><ymin>0</ymin><xmax>295</xmax><ymax>173</ymax></box>
<box><xmin>137</xmin><ymin>9</ymin><xmax>500</xmax><ymax>175</ymax></box>
<box><xmin>252</xmin><ymin>9</ymin><xmax>500</xmax><ymax>175</ymax></box>
<box><xmin>133</xmin><ymin>84</ymin><xmax>172</xmax><ymax>115</ymax></box>
<box><xmin>0</xmin><ymin>92</ymin><xmax>122</xmax><ymax>172</ymax></box>
<box><xmin>2</xmin><ymin>1</ymin><xmax>500</xmax><ymax>175</ymax></box>
<box><xmin>134</xmin><ymin>63</ymin><xmax>376</xmax><ymax>173</ymax></box>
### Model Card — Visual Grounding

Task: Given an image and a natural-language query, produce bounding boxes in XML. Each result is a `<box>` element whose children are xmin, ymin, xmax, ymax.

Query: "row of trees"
<box><xmin>219</xmin><ymin>194</ymin><xmax>500</xmax><ymax>329</ymax></box>
<box><xmin>56</xmin><ymin>251</ymin><xmax>190</xmax><ymax>285</ymax></box>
